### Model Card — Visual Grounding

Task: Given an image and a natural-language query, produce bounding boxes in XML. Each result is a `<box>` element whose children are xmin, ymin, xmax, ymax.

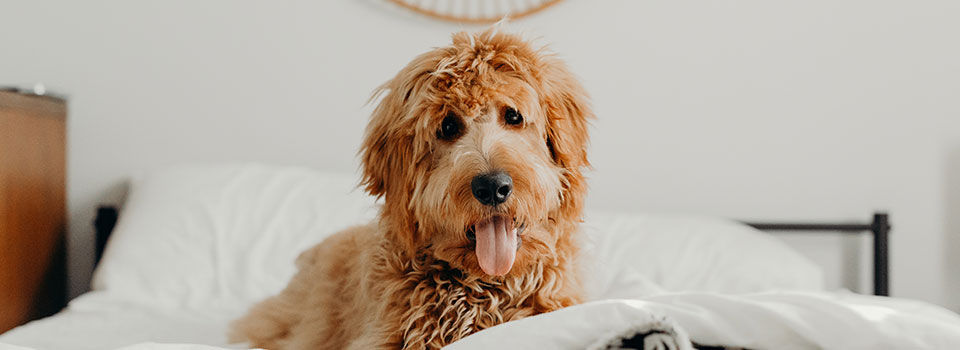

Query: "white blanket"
<box><xmin>450</xmin><ymin>291</ymin><xmax>960</xmax><ymax>349</ymax></box>
<box><xmin>3</xmin><ymin>290</ymin><xmax>958</xmax><ymax>350</ymax></box>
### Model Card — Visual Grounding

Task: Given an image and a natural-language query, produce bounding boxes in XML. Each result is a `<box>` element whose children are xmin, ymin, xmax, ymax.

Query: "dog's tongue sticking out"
<box><xmin>474</xmin><ymin>216</ymin><xmax>517</xmax><ymax>276</ymax></box>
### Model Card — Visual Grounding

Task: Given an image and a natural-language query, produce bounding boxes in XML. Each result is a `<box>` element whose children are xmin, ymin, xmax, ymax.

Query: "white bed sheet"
<box><xmin>0</xmin><ymin>292</ymin><xmax>243</xmax><ymax>350</ymax></box>
<box><xmin>4</xmin><ymin>290</ymin><xmax>960</xmax><ymax>350</ymax></box>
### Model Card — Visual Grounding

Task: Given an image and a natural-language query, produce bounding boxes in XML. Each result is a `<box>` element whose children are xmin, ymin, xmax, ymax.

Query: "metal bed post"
<box><xmin>872</xmin><ymin>213</ymin><xmax>890</xmax><ymax>296</ymax></box>
<box><xmin>94</xmin><ymin>206</ymin><xmax>119</xmax><ymax>267</ymax></box>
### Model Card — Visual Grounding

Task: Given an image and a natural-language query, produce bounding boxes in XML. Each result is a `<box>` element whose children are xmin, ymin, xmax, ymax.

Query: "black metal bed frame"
<box><xmin>91</xmin><ymin>207</ymin><xmax>890</xmax><ymax>296</ymax></box>
<box><xmin>743</xmin><ymin>212</ymin><xmax>890</xmax><ymax>296</ymax></box>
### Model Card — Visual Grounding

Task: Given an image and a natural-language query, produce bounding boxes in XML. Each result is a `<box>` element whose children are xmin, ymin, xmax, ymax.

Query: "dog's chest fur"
<box><xmin>376</xmin><ymin>252</ymin><xmax>572</xmax><ymax>349</ymax></box>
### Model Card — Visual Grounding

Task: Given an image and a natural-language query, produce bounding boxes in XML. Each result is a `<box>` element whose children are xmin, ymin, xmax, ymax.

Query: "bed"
<box><xmin>1</xmin><ymin>164</ymin><xmax>957</xmax><ymax>349</ymax></box>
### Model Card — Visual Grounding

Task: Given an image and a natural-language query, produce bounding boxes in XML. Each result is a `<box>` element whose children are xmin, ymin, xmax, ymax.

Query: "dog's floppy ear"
<box><xmin>540</xmin><ymin>60</ymin><xmax>593</xmax><ymax>172</ymax></box>
<box><xmin>359</xmin><ymin>50</ymin><xmax>440</xmax><ymax>254</ymax></box>
<box><xmin>359</xmin><ymin>87</ymin><xmax>402</xmax><ymax>198</ymax></box>
<box><xmin>537</xmin><ymin>59</ymin><xmax>593</xmax><ymax>219</ymax></box>
<box><xmin>360</xmin><ymin>51</ymin><xmax>438</xmax><ymax>198</ymax></box>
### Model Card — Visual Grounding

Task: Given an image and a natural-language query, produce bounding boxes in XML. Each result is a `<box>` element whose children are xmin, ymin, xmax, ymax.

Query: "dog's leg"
<box><xmin>228</xmin><ymin>242</ymin><xmax>330</xmax><ymax>348</ymax></box>
<box><xmin>230</xmin><ymin>230</ymin><xmax>365</xmax><ymax>349</ymax></box>
<box><xmin>228</xmin><ymin>294</ymin><xmax>302</xmax><ymax>349</ymax></box>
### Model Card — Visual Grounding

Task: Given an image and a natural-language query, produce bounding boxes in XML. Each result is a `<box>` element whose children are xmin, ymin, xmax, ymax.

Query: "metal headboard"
<box><xmin>743</xmin><ymin>212</ymin><xmax>890</xmax><ymax>296</ymax></box>
<box><xmin>91</xmin><ymin>206</ymin><xmax>890</xmax><ymax>296</ymax></box>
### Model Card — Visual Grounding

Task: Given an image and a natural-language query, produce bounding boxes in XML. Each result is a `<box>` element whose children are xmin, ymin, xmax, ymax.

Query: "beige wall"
<box><xmin>1</xmin><ymin>0</ymin><xmax>957</xmax><ymax>309</ymax></box>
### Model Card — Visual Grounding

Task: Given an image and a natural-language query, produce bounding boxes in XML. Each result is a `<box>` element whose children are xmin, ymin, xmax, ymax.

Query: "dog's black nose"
<box><xmin>471</xmin><ymin>171</ymin><xmax>513</xmax><ymax>206</ymax></box>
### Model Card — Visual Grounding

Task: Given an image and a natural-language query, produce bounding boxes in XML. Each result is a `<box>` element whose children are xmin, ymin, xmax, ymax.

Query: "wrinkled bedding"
<box><xmin>0</xmin><ymin>293</ymin><xmax>244</xmax><ymax>350</ymax></box>
<box><xmin>451</xmin><ymin>291</ymin><xmax>960</xmax><ymax>350</ymax></box>
<box><xmin>4</xmin><ymin>289</ymin><xmax>960</xmax><ymax>350</ymax></box>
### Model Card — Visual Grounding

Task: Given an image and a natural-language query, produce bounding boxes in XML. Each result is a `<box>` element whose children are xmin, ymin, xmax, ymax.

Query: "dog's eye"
<box><xmin>437</xmin><ymin>113</ymin><xmax>463</xmax><ymax>141</ymax></box>
<box><xmin>504</xmin><ymin>107</ymin><xmax>523</xmax><ymax>126</ymax></box>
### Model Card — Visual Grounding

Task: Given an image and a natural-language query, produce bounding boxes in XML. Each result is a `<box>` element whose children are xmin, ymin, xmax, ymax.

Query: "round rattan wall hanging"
<box><xmin>386</xmin><ymin>0</ymin><xmax>564</xmax><ymax>24</ymax></box>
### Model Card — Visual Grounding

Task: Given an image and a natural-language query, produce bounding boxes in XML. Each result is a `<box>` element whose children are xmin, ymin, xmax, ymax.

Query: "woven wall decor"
<box><xmin>387</xmin><ymin>0</ymin><xmax>564</xmax><ymax>24</ymax></box>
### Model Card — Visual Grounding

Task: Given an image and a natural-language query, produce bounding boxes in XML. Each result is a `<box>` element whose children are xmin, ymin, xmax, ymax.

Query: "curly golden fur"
<box><xmin>229</xmin><ymin>28</ymin><xmax>593</xmax><ymax>349</ymax></box>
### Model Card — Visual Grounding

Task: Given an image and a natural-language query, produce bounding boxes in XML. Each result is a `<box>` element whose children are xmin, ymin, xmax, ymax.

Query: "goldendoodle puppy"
<box><xmin>230</xmin><ymin>28</ymin><xmax>593</xmax><ymax>349</ymax></box>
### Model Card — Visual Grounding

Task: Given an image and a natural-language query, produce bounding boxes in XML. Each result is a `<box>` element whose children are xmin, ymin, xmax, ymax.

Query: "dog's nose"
<box><xmin>471</xmin><ymin>171</ymin><xmax>513</xmax><ymax>206</ymax></box>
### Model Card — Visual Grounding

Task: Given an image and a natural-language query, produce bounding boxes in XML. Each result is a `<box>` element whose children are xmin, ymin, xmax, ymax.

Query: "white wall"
<box><xmin>1</xmin><ymin>0</ymin><xmax>957</xmax><ymax>309</ymax></box>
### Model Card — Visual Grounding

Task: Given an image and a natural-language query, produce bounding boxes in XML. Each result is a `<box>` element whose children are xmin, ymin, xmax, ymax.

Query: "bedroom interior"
<box><xmin>1</xmin><ymin>0</ymin><xmax>958</xmax><ymax>349</ymax></box>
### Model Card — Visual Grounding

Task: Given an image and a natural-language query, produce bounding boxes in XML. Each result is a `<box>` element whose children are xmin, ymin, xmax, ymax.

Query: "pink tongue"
<box><xmin>474</xmin><ymin>216</ymin><xmax>517</xmax><ymax>276</ymax></box>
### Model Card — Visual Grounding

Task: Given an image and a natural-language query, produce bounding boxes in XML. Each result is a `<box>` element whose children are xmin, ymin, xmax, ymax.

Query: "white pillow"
<box><xmin>582</xmin><ymin>211</ymin><xmax>825</xmax><ymax>300</ymax></box>
<box><xmin>92</xmin><ymin>163</ymin><xmax>378</xmax><ymax>309</ymax></box>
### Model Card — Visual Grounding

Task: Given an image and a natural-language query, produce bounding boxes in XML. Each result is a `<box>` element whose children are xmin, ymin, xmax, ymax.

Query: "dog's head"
<box><xmin>360</xmin><ymin>29</ymin><xmax>592</xmax><ymax>277</ymax></box>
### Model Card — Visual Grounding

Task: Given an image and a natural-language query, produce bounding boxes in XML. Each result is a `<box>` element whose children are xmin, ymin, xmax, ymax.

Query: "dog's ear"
<box><xmin>359</xmin><ymin>51</ymin><xmax>440</xmax><ymax>254</ymax></box>
<box><xmin>540</xmin><ymin>61</ymin><xmax>593</xmax><ymax>172</ymax></box>
<box><xmin>537</xmin><ymin>59</ymin><xmax>593</xmax><ymax>219</ymax></box>
<box><xmin>359</xmin><ymin>89</ymin><xmax>401</xmax><ymax>198</ymax></box>
<box><xmin>360</xmin><ymin>51</ymin><xmax>438</xmax><ymax>198</ymax></box>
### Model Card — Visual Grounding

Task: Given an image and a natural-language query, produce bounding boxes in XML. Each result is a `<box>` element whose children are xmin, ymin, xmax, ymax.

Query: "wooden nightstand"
<box><xmin>0</xmin><ymin>89</ymin><xmax>67</xmax><ymax>333</ymax></box>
